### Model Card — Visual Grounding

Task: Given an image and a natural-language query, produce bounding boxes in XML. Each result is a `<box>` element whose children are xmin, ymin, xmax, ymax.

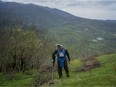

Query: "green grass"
<box><xmin>42</xmin><ymin>54</ymin><xmax>116</xmax><ymax>87</ymax></box>
<box><xmin>0</xmin><ymin>69</ymin><xmax>38</xmax><ymax>86</ymax></box>
<box><xmin>0</xmin><ymin>54</ymin><xmax>116</xmax><ymax>87</ymax></box>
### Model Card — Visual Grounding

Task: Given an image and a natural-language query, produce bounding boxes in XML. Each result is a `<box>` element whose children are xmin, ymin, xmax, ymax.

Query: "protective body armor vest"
<box><xmin>57</xmin><ymin>48</ymin><xmax>66</xmax><ymax>67</ymax></box>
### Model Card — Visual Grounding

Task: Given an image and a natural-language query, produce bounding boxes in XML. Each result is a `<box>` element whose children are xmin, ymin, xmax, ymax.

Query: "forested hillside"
<box><xmin>0</xmin><ymin>1</ymin><xmax>116</xmax><ymax>86</ymax></box>
<box><xmin>0</xmin><ymin>1</ymin><xmax>116</xmax><ymax>58</ymax></box>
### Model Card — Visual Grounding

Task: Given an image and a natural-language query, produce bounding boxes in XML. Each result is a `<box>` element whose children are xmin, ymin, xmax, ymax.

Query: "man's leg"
<box><xmin>57</xmin><ymin>61</ymin><xmax>62</xmax><ymax>79</ymax></box>
<box><xmin>64</xmin><ymin>60</ymin><xmax>69</xmax><ymax>77</ymax></box>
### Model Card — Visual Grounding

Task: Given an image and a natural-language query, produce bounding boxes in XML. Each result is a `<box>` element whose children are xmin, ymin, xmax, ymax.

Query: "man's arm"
<box><xmin>52</xmin><ymin>50</ymin><xmax>57</xmax><ymax>65</ymax></box>
<box><xmin>65</xmin><ymin>49</ymin><xmax>71</xmax><ymax>61</ymax></box>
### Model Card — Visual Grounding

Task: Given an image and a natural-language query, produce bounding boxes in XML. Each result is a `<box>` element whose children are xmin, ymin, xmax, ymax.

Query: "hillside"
<box><xmin>0</xmin><ymin>1</ymin><xmax>77</xmax><ymax>28</ymax></box>
<box><xmin>0</xmin><ymin>1</ymin><xmax>116</xmax><ymax>57</ymax></box>
<box><xmin>0</xmin><ymin>1</ymin><xmax>116</xmax><ymax>87</ymax></box>
<box><xmin>0</xmin><ymin>54</ymin><xmax>116</xmax><ymax>86</ymax></box>
<box><xmin>42</xmin><ymin>54</ymin><xmax>116</xmax><ymax>87</ymax></box>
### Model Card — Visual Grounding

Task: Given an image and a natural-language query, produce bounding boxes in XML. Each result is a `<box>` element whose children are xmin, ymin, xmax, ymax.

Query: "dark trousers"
<box><xmin>57</xmin><ymin>60</ymin><xmax>69</xmax><ymax>77</ymax></box>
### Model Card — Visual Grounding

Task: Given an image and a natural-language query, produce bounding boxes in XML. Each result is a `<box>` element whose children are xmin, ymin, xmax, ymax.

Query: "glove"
<box><xmin>67</xmin><ymin>60</ymin><xmax>70</xmax><ymax>64</ymax></box>
<box><xmin>51</xmin><ymin>59</ymin><xmax>55</xmax><ymax>66</ymax></box>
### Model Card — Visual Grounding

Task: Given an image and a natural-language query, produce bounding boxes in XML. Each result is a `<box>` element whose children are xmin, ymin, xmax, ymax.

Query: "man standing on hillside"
<box><xmin>52</xmin><ymin>44</ymin><xmax>71</xmax><ymax>79</ymax></box>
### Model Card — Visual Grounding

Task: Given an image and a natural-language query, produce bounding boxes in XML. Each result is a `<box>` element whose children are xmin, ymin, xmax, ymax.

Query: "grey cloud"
<box><xmin>67</xmin><ymin>1</ymin><xmax>116</xmax><ymax>6</ymax></box>
<box><xmin>67</xmin><ymin>1</ymin><xmax>116</xmax><ymax>11</ymax></box>
<box><xmin>99</xmin><ymin>1</ymin><xmax>116</xmax><ymax>5</ymax></box>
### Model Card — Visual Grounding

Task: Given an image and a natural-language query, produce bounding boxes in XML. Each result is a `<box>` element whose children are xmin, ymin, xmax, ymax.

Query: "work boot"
<box><xmin>59</xmin><ymin>76</ymin><xmax>62</xmax><ymax>79</ymax></box>
<box><xmin>67</xmin><ymin>74</ymin><xmax>70</xmax><ymax>77</ymax></box>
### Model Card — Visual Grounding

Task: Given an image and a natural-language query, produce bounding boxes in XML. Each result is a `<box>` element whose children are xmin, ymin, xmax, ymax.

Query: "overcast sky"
<box><xmin>2</xmin><ymin>0</ymin><xmax>116</xmax><ymax>20</ymax></box>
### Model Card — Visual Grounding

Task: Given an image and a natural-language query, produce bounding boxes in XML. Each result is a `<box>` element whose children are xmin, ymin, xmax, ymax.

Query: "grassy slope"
<box><xmin>0</xmin><ymin>69</ymin><xmax>38</xmax><ymax>86</ymax></box>
<box><xmin>50</xmin><ymin>26</ymin><xmax>116</xmax><ymax>58</ymax></box>
<box><xmin>42</xmin><ymin>54</ymin><xmax>116</xmax><ymax>87</ymax></box>
<box><xmin>0</xmin><ymin>54</ymin><xmax>116</xmax><ymax>86</ymax></box>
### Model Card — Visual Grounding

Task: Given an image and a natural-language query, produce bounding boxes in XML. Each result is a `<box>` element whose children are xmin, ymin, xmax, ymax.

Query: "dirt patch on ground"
<box><xmin>76</xmin><ymin>56</ymin><xmax>101</xmax><ymax>72</ymax></box>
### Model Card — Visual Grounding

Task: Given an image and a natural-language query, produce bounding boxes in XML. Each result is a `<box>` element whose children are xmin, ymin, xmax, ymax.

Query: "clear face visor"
<box><xmin>56</xmin><ymin>44</ymin><xmax>63</xmax><ymax>49</ymax></box>
<box><xmin>57</xmin><ymin>45</ymin><xmax>62</xmax><ymax>49</ymax></box>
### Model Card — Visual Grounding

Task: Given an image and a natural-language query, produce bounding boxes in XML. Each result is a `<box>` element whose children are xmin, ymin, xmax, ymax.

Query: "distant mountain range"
<box><xmin>0</xmin><ymin>1</ymin><xmax>79</xmax><ymax>28</ymax></box>
<box><xmin>0</xmin><ymin>1</ymin><xmax>116</xmax><ymax>57</ymax></box>
<box><xmin>105</xmin><ymin>20</ymin><xmax>116</xmax><ymax>23</ymax></box>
